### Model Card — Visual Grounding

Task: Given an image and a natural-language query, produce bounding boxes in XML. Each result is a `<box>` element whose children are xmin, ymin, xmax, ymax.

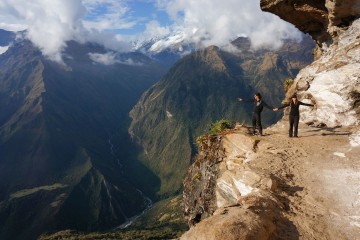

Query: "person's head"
<box><xmin>254</xmin><ymin>93</ymin><xmax>262</xmax><ymax>101</ymax></box>
<box><xmin>290</xmin><ymin>93</ymin><xmax>298</xmax><ymax>105</ymax></box>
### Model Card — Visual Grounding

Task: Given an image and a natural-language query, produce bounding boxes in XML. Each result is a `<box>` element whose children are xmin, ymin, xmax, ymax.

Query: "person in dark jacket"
<box><xmin>238</xmin><ymin>93</ymin><xmax>274</xmax><ymax>136</ymax></box>
<box><xmin>274</xmin><ymin>94</ymin><xmax>315</xmax><ymax>137</ymax></box>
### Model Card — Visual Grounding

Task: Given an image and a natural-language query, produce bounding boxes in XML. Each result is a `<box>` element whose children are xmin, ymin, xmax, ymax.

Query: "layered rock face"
<box><xmin>295</xmin><ymin>19</ymin><xmax>360</xmax><ymax>127</ymax></box>
<box><xmin>182</xmin><ymin>127</ymin><xmax>281</xmax><ymax>240</ymax></box>
<box><xmin>261</xmin><ymin>0</ymin><xmax>360</xmax><ymax>45</ymax></box>
<box><xmin>261</xmin><ymin>0</ymin><xmax>360</xmax><ymax>127</ymax></box>
<box><xmin>181</xmin><ymin>123</ymin><xmax>360</xmax><ymax>240</ymax></box>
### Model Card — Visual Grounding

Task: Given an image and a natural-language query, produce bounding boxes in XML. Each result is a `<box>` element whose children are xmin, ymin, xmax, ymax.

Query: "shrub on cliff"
<box><xmin>210</xmin><ymin>119</ymin><xmax>233</xmax><ymax>134</ymax></box>
<box><xmin>283</xmin><ymin>78</ymin><xmax>294</xmax><ymax>92</ymax></box>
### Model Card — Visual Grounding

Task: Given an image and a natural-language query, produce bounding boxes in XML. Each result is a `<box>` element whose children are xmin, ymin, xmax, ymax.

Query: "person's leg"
<box><xmin>289</xmin><ymin>115</ymin><xmax>294</xmax><ymax>137</ymax></box>
<box><xmin>257</xmin><ymin>114</ymin><xmax>263</xmax><ymax>135</ymax></box>
<box><xmin>294</xmin><ymin>116</ymin><xmax>300</xmax><ymax>137</ymax></box>
<box><xmin>252</xmin><ymin>114</ymin><xmax>256</xmax><ymax>135</ymax></box>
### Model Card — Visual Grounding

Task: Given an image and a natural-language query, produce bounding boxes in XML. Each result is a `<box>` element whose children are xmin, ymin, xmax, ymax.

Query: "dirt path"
<box><xmin>247</xmin><ymin>121</ymin><xmax>360</xmax><ymax>240</ymax></box>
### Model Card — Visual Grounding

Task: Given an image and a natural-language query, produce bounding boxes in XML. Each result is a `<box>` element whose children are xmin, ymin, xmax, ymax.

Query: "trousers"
<box><xmin>252</xmin><ymin>113</ymin><xmax>262</xmax><ymax>135</ymax></box>
<box><xmin>289</xmin><ymin>115</ymin><xmax>300</xmax><ymax>137</ymax></box>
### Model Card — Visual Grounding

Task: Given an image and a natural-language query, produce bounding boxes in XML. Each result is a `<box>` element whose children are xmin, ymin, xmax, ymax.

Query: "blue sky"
<box><xmin>82</xmin><ymin>0</ymin><xmax>173</xmax><ymax>35</ymax></box>
<box><xmin>120</xmin><ymin>1</ymin><xmax>171</xmax><ymax>35</ymax></box>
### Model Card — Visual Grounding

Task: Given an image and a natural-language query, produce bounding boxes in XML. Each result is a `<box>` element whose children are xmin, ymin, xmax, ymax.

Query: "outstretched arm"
<box><xmin>262</xmin><ymin>101</ymin><xmax>274</xmax><ymax>110</ymax></box>
<box><xmin>274</xmin><ymin>103</ymin><xmax>290</xmax><ymax>111</ymax></box>
<box><xmin>238</xmin><ymin>98</ymin><xmax>254</xmax><ymax>102</ymax></box>
<box><xmin>299</xmin><ymin>101</ymin><xmax>314</xmax><ymax>107</ymax></box>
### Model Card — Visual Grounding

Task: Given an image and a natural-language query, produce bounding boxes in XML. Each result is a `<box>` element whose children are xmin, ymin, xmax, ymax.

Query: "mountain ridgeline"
<box><xmin>0</xmin><ymin>38</ymin><xmax>166</xmax><ymax>239</ymax></box>
<box><xmin>129</xmin><ymin>36</ymin><xmax>314</xmax><ymax>196</ymax></box>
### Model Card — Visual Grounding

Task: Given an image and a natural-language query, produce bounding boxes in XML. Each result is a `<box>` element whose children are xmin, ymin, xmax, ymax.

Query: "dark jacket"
<box><xmin>242</xmin><ymin>99</ymin><xmax>274</xmax><ymax>114</ymax></box>
<box><xmin>278</xmin><ymin>100</ymin><xmax>314</xmax><ymax>116</ymax></box>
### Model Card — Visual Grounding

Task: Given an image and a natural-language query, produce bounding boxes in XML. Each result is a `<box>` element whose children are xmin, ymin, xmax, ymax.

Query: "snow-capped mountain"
<box><xmin>132</xmin><ymin>30</ymin><xmax>199</xmax><ymax>67</ymax></box>
<box><xmin>133</xmin><ymin>30</ymin><xmax>188</xmax><ymax>53</ymax></box>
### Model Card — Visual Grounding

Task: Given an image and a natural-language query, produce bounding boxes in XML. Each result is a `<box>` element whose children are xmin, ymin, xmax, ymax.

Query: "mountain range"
<box><xmin>0</xmin><ymin>32</ymin><xmax>166</xmax><ymax>240</ymax></box>
<box><xmin>0</xmin><ymin>28</ymin><xmax>314</xmax><ymax>239</ymax></box>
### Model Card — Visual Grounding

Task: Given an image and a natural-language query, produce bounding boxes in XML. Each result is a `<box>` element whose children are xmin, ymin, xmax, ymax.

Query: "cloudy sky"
<box><xmin>0</xmin><ymin>0</ymin><xmax>302</xmax><ymax>62</ymax></box>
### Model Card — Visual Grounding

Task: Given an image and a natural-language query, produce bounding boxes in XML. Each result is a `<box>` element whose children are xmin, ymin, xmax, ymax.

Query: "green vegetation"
<box><xmin>40</xmin><ymin>196</ymin><xmax>188</xmax><ymax>240</ymax></box>
<box><xmin>130</xmin><ymin>195</ymin><xmax>187</xmax><ymax>233</ymax></box>
<box><xmin>9</xmin><ymin>183</ymin><xmax>67</xmax><ymax>200</ymax></box>
<box><xmin>209</xmin><ymin>119</ymin><xmax>233</xmax><ymax>134</ymax></box>
<box><xmin>195</xmin><ymin>119</ymin><xmax>232</xmax><ymax>151</ymax></box>
<box><xmin>40</xmin><ymin>228</ymin><xmax>182</xmax><ymax>240</ymax></box>
<box><xmin>196</xmin><ymin>135</ymin><xmax>208</xmax><ymax>147</ymax></box>
<box><xmin>192</xmin><ymin>172</ymin><xmax>202</xmax><ymax>181</ymax></box>
<box><xmin>284</xmin><ymin>78</ymin><xmax>294</xmax><ymax>92</ymax></box>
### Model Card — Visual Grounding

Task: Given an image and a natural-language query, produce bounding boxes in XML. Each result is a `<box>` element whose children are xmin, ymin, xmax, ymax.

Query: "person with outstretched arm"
<box><xmin>274</xmin><ymin>94</ymin><xmax>315</xmax><ymax>137</ymax></box>
<box><xmin>238</xmin><ymin>93</ymin><xmax>274</xmax><ymax>136</ymax></box>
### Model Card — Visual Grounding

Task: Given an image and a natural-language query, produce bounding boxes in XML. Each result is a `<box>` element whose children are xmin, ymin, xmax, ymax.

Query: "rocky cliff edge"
<box><xmin>181</xmin><ymin>1</ymin><xmax>360</xmax><ymax>239</ymax></box>
<box><xmin>181</xmin><ymin>123</ymin><xmax>360</xmax><ymax>240</ymax></box>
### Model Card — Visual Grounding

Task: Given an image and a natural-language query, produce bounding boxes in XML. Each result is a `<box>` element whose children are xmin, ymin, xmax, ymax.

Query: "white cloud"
<box><xmin>89</xmin><ymin>52</ymin><xmax>118</xmax><ymax>65</ymax></box>
<box><xmin>82</xmin><ymin>0</ymin><xmax>137</xmax><ymax>31</ymax></box>
<box><xmin>143</xmin><ymin>20</ymin><xmax>170</xmax><ymax>39</ymax></box>
<box><xmin>89</xmin><ymin>52</ymin><xmax>143</xmax><ymax>66</ymax></box>
<box><xmin>0</xmin><ymin>0</ymin><xmax>133</xmax><ymax>63</ymax></box>
<box><xmin>0</xmin><ymin>45</ymin><xmax>9</xmax><ymax>54</ymax></box>
<box><xmin>0</xmin><ymin>0</ymin><xmax>303</xmax><ymax>63</ymax></box>
<box><xmin>0</xmin><ymin>22</ymin><xmax>27</xmax><ymax>32</ymax></box>
<box><xmin>119</xmin><ymin>58</ymin><xmax>143</xmax><ymax>66</ymax></box>
<box><xmin>156</xmin><ymin>0</ymin><xmax>302</xmax><ymax>50</ymax></box>
<box><xmin>0</xmin><ymin>0</ymin><xmax>87</xmax><ymax>63</ymax></box>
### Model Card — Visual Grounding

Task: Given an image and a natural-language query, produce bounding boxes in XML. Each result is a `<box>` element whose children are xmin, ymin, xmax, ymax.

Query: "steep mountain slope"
<box><xmin>130</xmin><ymin>46</ymin><xmax>253</xmax><ymax>197</ymax></box>
<box><xmin>129</xmin><ymin>37</ymin><xmax>314</xmax><ymax>196</ymax></box>
<box><xmin>0</xmin><ymin>39</ymin><xmax>165</xmax><ymax>240</ymax></box>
